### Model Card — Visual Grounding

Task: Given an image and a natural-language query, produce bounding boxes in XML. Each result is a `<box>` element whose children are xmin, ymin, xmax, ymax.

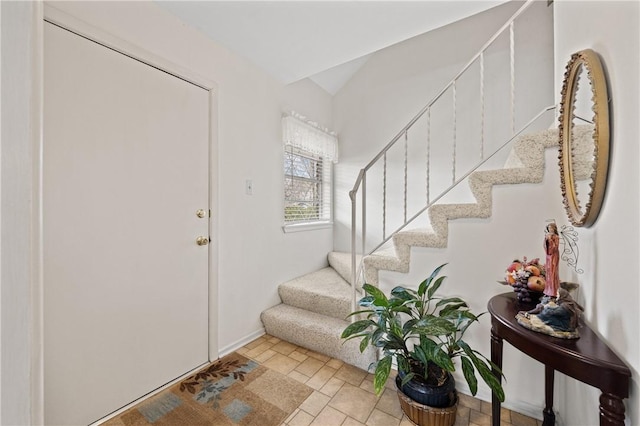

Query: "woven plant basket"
<box><xmin>397</xmin><ymin>388</ymin><xmax>458</xmax><ymax>426</ymax></box>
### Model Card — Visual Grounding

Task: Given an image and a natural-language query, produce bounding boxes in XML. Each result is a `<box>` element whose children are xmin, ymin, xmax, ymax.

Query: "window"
<box><xmin>284</xmin><ymin>146</ymin><xmax>330</xmax><ymax>223</ymax></box>
<box><xmin>282</xmin><ymin>113</ymin><xmax>338</xmax><ymax>231</ymax></box>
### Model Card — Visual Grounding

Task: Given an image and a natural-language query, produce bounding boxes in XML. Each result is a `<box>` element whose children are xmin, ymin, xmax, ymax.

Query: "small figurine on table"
<box><xmin>543</xmin><ymin>222</ymin><xmax>560</xmax><ymax>299</ymax></box>
<box><xmin>516</xmin><ymin>288</ymin><xmax>584</xmax><ymax>338</ymax></box>
<box><xmin>515</xmin><ymin>222</ymin><xmax>584</xmax><ymax>339</ymax></box>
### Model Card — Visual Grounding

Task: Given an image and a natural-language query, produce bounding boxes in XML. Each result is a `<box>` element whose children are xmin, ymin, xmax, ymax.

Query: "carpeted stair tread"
<box><xmin>261</xmin><ymin>304</ymin><xmax>376</xmax><ymax>372</ymax></box>
<box><xmin>278</xmin><ymin>267</ymin><xmax>352</xmax><ymax>320</ymax></box>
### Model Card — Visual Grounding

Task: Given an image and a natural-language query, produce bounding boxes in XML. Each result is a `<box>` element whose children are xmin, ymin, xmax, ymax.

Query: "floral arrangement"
<box><xmin>501</xmin><ymin>257</ymin><xmax>546</xmax><ymax>303</ymax></box>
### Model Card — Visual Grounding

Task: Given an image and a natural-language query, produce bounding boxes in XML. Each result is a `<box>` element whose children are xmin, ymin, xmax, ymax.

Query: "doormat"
<box><xmin>103</xmin><ymin>352</ymin><xmax>313</xmax><ymax>426</ymax></box>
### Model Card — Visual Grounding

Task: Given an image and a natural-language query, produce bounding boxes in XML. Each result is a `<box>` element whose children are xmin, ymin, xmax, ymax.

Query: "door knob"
<box><xmin>196</xmin><ymin>209</ymin><xmax>207</xmax><ymax>218</ymax></box>
<box><xmin>196</xmin><ymin>236</ymin><xmax>209</xmax><ymax>246</ymax></box>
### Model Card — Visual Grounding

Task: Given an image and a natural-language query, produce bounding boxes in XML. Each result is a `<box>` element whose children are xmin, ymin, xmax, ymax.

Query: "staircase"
<box><xmin>262</xmin><ymin>127</ymin><xmax>559</xmax><ymax>370</ymax></box>
<box><xmin>362</xmin><ymin>128</ymin><xmax>559</xmax><ymax>285</ymax></box>
<box><xmin>260</xmin><ymin>253</ymin><xmax>376</xmax><ymax>371</ymax></box>
<box><xmin>262</xmin><ymin>0</ymin><xmax>552</xmax><ymax>370</ymax></box>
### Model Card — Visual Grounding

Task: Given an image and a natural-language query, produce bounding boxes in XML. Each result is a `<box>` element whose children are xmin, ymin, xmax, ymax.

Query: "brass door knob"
<box><xmin>196</xmin><ymin>209</ymin><xmax>207</xmax><ymax>218</ymax></box>
<box><xmin>196</xmin><ymin>236</ymin><xmax>209</xmax><ymax>246</ymax></box>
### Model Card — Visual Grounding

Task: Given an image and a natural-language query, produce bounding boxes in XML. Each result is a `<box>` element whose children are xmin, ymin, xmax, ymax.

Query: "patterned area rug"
<box><xmin>104</xmin><ymin>352</ymin><xmax>313</xmax><ymax>426</ymax></box>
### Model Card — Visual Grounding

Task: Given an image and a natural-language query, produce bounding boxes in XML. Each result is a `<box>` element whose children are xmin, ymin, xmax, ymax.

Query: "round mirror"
<box><xmin>558</xmin><ymin>49</ymin><xmax>610</xmax><ymax>227</ymax></box>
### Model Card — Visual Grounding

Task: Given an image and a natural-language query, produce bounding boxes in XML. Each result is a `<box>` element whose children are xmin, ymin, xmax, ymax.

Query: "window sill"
<box><xmin>282</xmin><ymin>221</ymin><xmax>333</xmax><ymax>233</ymax></box>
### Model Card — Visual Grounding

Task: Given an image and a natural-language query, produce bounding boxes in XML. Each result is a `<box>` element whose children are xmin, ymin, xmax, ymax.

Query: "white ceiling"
<box><xmin>156</xmin><ymin>1</ymin><xmax>509</xmax><ymax>94</ymax></box>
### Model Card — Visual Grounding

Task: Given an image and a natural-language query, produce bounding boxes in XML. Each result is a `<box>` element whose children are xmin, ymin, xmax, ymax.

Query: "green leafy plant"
<box><xmin>341</xmin><ymin>263</ymin><xmax>504</xmax><ymax>402</ymax></box>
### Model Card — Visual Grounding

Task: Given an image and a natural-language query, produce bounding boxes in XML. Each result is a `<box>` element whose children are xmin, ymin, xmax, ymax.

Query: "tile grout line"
<box><xmin>245</xmin><ymin>335</ymin><xmax>541</xmax><ymax>426</ymax></box>
<box><xmin>106</xmin><ymin>333</ymin><xmax>541</xmax><ymax>426</ymax></box>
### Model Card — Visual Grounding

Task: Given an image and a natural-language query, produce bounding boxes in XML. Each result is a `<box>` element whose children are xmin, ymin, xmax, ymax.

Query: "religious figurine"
<box><xmin>514</xmin><ymin>222</ymin><xmax>584</xmax><ymax>338</ymax></box>
<box><xmin>544</xmin><ymin>222</ymin><xmax>560</xmax><ymax>298</ymax></box>
<box><xmin>516</xmin><ymin>288</ymin><xmax>584</xmax><ymax>339</ymax></box>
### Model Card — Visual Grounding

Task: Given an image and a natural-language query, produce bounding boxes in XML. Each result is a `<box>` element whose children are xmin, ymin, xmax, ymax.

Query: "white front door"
<box><xmin>43</xmin><ymin>22</ymin><xmax>210</xmax><ymax>425</ymax></box>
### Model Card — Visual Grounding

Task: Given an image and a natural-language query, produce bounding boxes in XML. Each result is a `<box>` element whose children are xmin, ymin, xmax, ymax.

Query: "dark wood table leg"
<box><xmin>599</xmin><ymin>393</ymin><xmax>625</xmax><ymax>425</ymax></box>
<box><xmin>490</xmin><ymin>326</ymin><xmax>503</xmax><ymax>426</ymax></box>
<box><xmin>543</xmin><ymin>365</ymin><xmax>555</xmax><ymax>425</ymax></box>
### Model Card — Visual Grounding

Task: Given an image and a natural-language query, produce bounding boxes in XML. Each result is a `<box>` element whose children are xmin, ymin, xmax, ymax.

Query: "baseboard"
<box><xmin>217</xmin><ymin>328</ymin><xmax>266</xmax><ymax>358</ymax></box>
<box><xmin>453</xmin><ymin>374</ymin><xmax>545</xmax><ymax>421</ymax></box>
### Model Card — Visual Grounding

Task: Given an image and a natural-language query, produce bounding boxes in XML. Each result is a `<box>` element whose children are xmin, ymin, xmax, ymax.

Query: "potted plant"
<box><xmin>341</xmin><ymin>264</ymin><xmax>504</xmax><ymax>426</ymax></box>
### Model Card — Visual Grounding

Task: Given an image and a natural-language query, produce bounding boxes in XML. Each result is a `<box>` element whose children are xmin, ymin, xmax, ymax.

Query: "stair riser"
<box><xmin>328</xmin><ymin>251</ymin><xmax>361</xmax><ymax>284</ymax></box>
<box><xmin>279</xmin><ymin>289</ymin><xmax>352</xmax><ymax>320</ymax></box>
<box><xmin>261</xmin><ymin>306</ymin><xmax>376</xmax><ymax>372</ymax></box>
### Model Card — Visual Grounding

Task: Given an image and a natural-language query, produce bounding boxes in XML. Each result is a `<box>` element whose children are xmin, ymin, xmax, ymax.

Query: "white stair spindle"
<box><xmin>404</xmin><ymin>131</ymin><xmax>408</xmax><ymax>224</ymax></box>
<box><xmin>383</xmin><ymin>152</ymin><xmax>387</xmax><ymax>240</ymax></box>
<box><xmin>510</xmin><ymin>21</ymin><xmax>516</xmax><ymax>136</ymax></box>
<box><xmin>452</xmin><ymin>81</ymin><xmax>457</xmax><ymax>185</ymax></box>
<box><xmin>426</xmin><ymin>107</ymin><xmax>431</xmax><ymax>206</ymax></box>
<box><xmin>480</xmin><ymin>52</ymin><xmax>485</xmax><ymax>161</ymax></box>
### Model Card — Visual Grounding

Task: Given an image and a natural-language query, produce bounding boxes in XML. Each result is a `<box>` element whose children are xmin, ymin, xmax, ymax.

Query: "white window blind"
<box><xmin>283</xmin><ymin>113</ymin><xmax>338</xmax><ymax>226</ymax></box>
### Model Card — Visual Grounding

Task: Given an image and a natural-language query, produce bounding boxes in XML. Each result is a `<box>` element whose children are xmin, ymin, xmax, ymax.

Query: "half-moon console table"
<box><xmin>488</xmin><ymin>293</ymin><xmax>631</xmax><ymax>426</ymax></box>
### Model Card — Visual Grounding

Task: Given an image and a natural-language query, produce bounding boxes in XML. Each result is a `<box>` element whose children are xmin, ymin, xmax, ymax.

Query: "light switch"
<box><xmin>245</xmin><ymin>179</ymin><xmax>253</xmax><ymax>195</ymax></box>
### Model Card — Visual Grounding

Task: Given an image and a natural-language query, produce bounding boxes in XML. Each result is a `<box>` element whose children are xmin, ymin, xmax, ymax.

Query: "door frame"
<box><xmin>32</xmin><ymin>4</ymin><xmax>220</xmax><ymax>423</ymax></box>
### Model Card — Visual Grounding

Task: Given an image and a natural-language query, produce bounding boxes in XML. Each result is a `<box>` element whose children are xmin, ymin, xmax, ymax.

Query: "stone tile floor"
<box><xmin>237</xmin><ymin>334</ymin><xmax>542</xmax><ymax>426</ymax></box>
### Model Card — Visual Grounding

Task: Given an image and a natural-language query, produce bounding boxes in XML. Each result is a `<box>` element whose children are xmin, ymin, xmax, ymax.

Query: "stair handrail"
<box><xmin>349</xmin><ymin>0</ymin><xmax>535</xmax><ymax>196</ymax></box>
<box><xmin>349</xmin><ymin>104</ymin><xmax>556</xmax><ymax>312</ymax></box>
<box><xmin>348</xmin><ymin>0</ymin><xmax>547</xmax><ymax>312</ymax></box>
<box><xmin>372</xmin><ymin>104</ymin><xmax>556</xmax><ymax>255</ymax></box>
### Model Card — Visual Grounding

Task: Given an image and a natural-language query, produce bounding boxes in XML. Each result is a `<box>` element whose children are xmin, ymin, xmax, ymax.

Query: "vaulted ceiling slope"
<box><xmin>155</xmin><ymin>1</ymin><xmax>510</xmax><ymax>94</ymax></box>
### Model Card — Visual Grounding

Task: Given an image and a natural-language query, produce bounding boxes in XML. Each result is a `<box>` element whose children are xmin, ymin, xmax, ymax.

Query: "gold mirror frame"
<box><xmin>558</xmin><ymin>49</ymin><xmax>610</xmax><ymax>227</ymax></box>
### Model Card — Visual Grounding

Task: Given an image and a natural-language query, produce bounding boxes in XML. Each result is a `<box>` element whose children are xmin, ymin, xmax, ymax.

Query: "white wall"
<box><xmin>553</xmin><ymin>1</ymin><xmax>639</xmax><ymax>425</ymax></box>
<box><xmin>0</xmin><ymin>4</ymin><xmax>334</xmax><ymax>422</ymax></box>
<box><xmin>333</xmin><ymin>0</ymin><xmax>555</xmax><ymax>252</ymax></box>
<box><xmin>0</xmin><ymin>2</ymin><xmax>41</xmax><ymax>425</ymax></box>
